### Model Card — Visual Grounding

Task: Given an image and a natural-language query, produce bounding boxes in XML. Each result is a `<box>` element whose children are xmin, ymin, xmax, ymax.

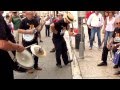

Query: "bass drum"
<box><xmin>12</xmin><ymin>50</ymin><xmax>34</xmax><ymax>73</ymax></box>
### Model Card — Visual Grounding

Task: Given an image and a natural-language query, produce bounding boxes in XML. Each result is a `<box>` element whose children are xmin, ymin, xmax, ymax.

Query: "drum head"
<box><xmin>23</xmin><ymin>34</ymin><xmax>34</xmax><ymax>42</ymax></box>
<box><xmin>16</xmin><ymin>50</ymin><xmax>34</xmax><ymax>68</ymax></box>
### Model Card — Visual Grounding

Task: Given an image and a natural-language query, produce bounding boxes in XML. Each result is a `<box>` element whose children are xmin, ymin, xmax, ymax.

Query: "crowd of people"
<box><xmin>85</xmin><ymin>11</ymin><xmax>120</xmax><ymax>75</ymax></box>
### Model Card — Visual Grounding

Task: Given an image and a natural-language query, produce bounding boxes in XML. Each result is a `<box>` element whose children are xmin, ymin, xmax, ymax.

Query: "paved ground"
<box><xmin>14</xmin><ymin>26</ymin><xmax>72</xmax><ymax>79</ymax></box>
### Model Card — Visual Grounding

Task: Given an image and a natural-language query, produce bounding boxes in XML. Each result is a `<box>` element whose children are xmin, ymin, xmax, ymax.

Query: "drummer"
<box><xmin>18</xmin><ymin>11</ymin><xmax>42</xmax><ymax>73</ymax></box>
<box><xmin>0</xmin><ymin>11</ymin><xmax>25</xmax><ymax>79</ymax></box>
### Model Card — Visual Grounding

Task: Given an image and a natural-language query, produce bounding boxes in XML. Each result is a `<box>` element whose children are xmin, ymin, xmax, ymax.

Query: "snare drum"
<box><xmin>23</xmin><ymin>34</ymin><xmax>35</xmax><ymax>42</ymax></box>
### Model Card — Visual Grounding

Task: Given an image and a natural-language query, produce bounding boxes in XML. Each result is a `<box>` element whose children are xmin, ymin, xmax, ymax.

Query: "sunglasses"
<box><xmin>116</xmin><ymin>22</ymin><xmax>120</xmax><ymax>25</ymax></box>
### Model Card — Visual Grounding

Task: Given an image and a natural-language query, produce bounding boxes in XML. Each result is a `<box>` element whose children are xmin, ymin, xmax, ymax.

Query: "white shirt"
<box><xmin>87</xmin><ymin>13</ymin><xmax>104</xmax><ymax>27</ymax></box>
<box><xmin>105</xmin><ymin>17</ymin><xmax>115</xmax><ymax>32</ymax></box>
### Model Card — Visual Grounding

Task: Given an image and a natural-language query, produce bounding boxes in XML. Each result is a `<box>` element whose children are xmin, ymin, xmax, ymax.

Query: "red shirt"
<box><xmin>86</xmin><ymin>11</ymin><xmax>94</xmax><ymax>19</ymax></box>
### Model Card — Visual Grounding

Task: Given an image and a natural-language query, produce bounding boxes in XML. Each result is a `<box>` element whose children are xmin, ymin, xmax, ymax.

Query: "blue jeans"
<box><xmin>90</xmin><ymin>27</ymin><xmax>101</xmax><ymax>48</ymax></box>
<box><xmin>104</xmin><ymin>31</ymin><xmax>113</xmax><ymax>46</ymax></box>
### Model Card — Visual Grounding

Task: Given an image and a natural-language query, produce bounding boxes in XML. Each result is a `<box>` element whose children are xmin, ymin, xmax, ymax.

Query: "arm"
<box><xmin>18</xmin><ymin>29</ymin><xmax>34</xmax><ymax>34</ymax></box>
<box><xmin>102</xmin><ymin>18</ymin><xmax>107</xmax><ymax>33</ymax></box>
<box><xmin>50</xmin><ymin>23</ymin><xmax>58</xmax><ymax>34</ymax></box>
<box><xmin>18</xmin><ymin>20</ymin><xmax>34</xmax><ymax>34</ymax></box>
<box><xmin>87</xmin><ymin>14</ymin><xmax>93</xmax><ymax>29</ymax></box>
<box><xmin>0</xmin><ymin>40</ymin><xmax>21</xmax><ymax>51</ymax></box>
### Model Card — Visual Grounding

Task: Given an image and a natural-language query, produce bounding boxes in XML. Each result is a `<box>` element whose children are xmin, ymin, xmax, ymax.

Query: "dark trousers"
<box><xmin>53</xmin><ymin>38</ymin><xmax>69</xmax><ymax>65</ymax></box>
<box><xmin>101</xmin><ymin>46</ymin><xmax>117</xmax><ymax>63</ymax></box>
<box><xmin>45</xmin><ymin>25</ymin><xmax>50</xmax><ymax>37</ymax></box>
<box><xmin>0</xmin><ymin>52</ymin><xmax>14</xmax><ymax>80</ymax></box>
<box><xmin>22</xmin><ymin>40</ymin><xmax>39</xmax><ymax>69</ymax></box>
<box><xmin>88</xmin><ymin>27</ymin><xmax>91</xmax><ymax>41</ymax></box>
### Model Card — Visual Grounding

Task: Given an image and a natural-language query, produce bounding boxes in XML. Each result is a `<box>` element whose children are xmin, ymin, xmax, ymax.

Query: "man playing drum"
<box><xmin>0</xmin><ymin>11</ymin><xmax>25</xmax><ymax>79</ymax></box>
<box><xmin>18</xmin><ymin>11</ymin><xmax>42</xmax><ymax>73</ymax></box>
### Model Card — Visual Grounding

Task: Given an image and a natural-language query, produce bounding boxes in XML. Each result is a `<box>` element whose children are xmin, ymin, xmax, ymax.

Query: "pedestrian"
<box><xmin>50</xmin><ymin>12</ymin><xmax>64</xmax><ymax>53</ymax></box>
<box><xmin>18</xmin><ymin>11</ymin><xmax>42</xmax><ymax>73</ymax></box>
<box><xmin>50</xmin><ymin>12</ymin><xmax>73</xmax><ymax>68</ymax></box>
<box><xmin>97</xmin><ymin>18</ymin><xmax>120</xmax><ymax>69</ymax></box>
<box><xmin>101</xmin><ymin>11</ymin><xmax>109</xmax><ymax>47</ymax></box>
<box><xmin>85</xmin><ymin>11</ymin><xmax>95</xmax><ymax>43</ymax></box>
<box><xmin>87</xmin><ymin>11</ymin><xmax>104</xmax><ymax>50</ymax></box>
<box><xmin>34</xmin><ymin>12</ymin><xmax>43</xmax><ymax>42</ymax></box>
<box><xmin>103</xmin><ymin>11</ymin><xmax>115</xmax><ymax>47</ymax></box>
<box><xmin>9</xmin><ymin>11</ymin><xmax>21</xmax><ymax>43</ymax></box>
<box><xmin>5</xmin><ymin>14</ymin><xmax>14</xmax><ymax>34</ymax></box>
<box><xmin>0</xmin><ymin>11</ymin><xmax>25</xmax><ymax>79</ymax></box>
<box><xmin>45</xmin><ymin>15</ymin><xmax>51</xmax><ymax>37</ymax></box>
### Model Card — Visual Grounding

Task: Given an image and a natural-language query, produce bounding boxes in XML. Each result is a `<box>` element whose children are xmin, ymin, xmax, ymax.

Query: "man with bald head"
<box><xmin>18</xmin><ymin>11</ymin><xmax>42</xmax><ymax>73</ymax></box>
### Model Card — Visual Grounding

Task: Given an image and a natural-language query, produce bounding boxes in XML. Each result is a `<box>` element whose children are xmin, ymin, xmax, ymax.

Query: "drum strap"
<box><xmin>8</xmin><ymin>51</ymin><xmax>16</xmax><ymax>62</ymax></box>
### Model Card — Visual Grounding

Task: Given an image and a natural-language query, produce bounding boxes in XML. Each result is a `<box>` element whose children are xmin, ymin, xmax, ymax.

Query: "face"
<box><xmin>104</xmin><ymin>11</ymin><xmax>109</xmax><ymax>17</ymax></box>
<box><xmin>115</xmin><ymin>19</ymin><xmax>120</xmax><ymax>28</ymax></box>
<box><xmin>12</xmin><ymin>12</ymin><xmax>17</xmax><ymax>16</ymax></box>
<box><xmin>108</xmin><ymin>11</ymin><xmax>114</xmax><ymax>17</ymax></box>
<box><xmin>26</xmin><ymin>12</ymin><xmax>34</xmax><ymax>20</ymax></box>
<box><xmin>95</xmin><ymin>11</ymin><xmax>99</xmax><ymax>14</ymax></box>
<box><xmin>58</xmin><ymin>15</ymin><xmax>63</xmax><ymax>20</ymax></box>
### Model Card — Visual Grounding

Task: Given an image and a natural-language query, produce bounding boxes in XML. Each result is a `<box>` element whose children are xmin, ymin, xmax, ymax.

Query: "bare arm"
<box><xmin>18</xmin><ymin>29</ymin><xmax>34</xmax><ymax>34</ymax></box>
<box><xmin>50</xmin><ymin>23</ymin><xmax>58</xmax><ymax>34</ymax></box>
<box><xmin>0</xmin><ymin>40</ymin><xmax>22</xmax><ymax>51</ymax></box>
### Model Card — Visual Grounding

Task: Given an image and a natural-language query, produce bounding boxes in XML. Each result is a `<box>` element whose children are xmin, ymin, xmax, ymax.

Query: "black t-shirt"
<box><xmin>19</xmin><ymin>18</ymin><xmax>39</xmax><ymax>46</ymax></box>
<box><xmin>0</xmin><ymin>15</ymin><xmax>15</xmax><ymax>73</ymax></box>
<box><xmin>53</xmin><ymin>19</ymin><xmax>68</xmax><ymax>39</ymax></box>
<box><xmin>112</xmin><ymin>27</ymin><xmax>120</xmax><ymax>44</ymax></box>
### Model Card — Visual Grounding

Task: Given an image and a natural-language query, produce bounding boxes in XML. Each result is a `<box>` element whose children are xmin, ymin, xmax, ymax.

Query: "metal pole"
<box><xmin>78</xmin><ymin>11</ymin><xmax>85</xmax><ymax>59</ymax></box>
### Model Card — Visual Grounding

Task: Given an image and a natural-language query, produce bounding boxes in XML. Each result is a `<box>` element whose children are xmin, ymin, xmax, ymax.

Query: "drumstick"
<box><xmin>25</xmin><ymin>43</ymin><xmax>37</xmax><ymax>49</ymax></box>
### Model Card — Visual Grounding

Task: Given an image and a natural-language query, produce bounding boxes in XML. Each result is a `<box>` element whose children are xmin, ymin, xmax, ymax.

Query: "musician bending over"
<box><xmin>0</xmin><ymin>11</ymin><xmax>25</xmax><ymax>79</ymax></box>
<box><xmin>97</xmin><ymin>18</ymin><xmax>120</xmax><ymax>75</ymax></box>
<box><xmin>18</xmin><ymin>11</ymin><xmax>43</xmax><ymax>73</ymax></box>
<box><xmin>50</xmin><ymin>12</ymin><xmax>74</xmax><ymax>68</ymax></box>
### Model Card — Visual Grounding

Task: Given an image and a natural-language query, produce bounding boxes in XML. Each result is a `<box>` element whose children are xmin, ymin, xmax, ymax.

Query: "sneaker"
<box><xmin>89</xmin><ymin>47</ymin><xmax>92</xmax><ymax>50</ymax></box>
<box><xmin>114</xmin><ymin>71</ymin><xmax>120</xmax><ymax>75</ymax></box>
<box><xmin>56</xmin><ymin>64</ymin><xmax>62</xmax><ymax>68</ymax></box>
<box><xmin>113</xmin><ymin>65</ymin><xmax>119</xmax><ymax>69</ymax></box>
<box><xmin>97</xmin><ymin>62</ymin><xmax>107</xmax><ymax>66</ymax></box>
<box><xmin>35</xmin><ymin>67</ymin><xmax>42</xmax><ymax>70</ymax></box>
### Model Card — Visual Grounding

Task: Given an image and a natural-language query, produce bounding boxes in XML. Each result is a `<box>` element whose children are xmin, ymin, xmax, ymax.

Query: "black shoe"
<box><xmin>114</xmin><ymin>71</ymin><xmax>120</xmax><ymax>75</ymax></box>
<box><xmin>56</xmin><ymin>64</ymin><xmax>62</xmax><ymax>68</ymax></box>
<box><xmin>40</xmin><ymin>40</ymin><xmax>43</xmax><ymax>42</ymax></box>
<box><xmin>50</xmin><ymin>48</ymin><xmax>55</xmax><ymax>52</ymax></box>
<box><xmin>65</xmin><ymin>60</ymin><xmax>73</xmax><ymax>65</ymax></box>
<box><xmin>113</xmin><ymin>65</ymin><xmax>119</xmax><ymax>69</ymax></box>
<box><xmin>97</xmin><ymin>62</ymin><xmax>107</xmax><ymax>66</ymax></box>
